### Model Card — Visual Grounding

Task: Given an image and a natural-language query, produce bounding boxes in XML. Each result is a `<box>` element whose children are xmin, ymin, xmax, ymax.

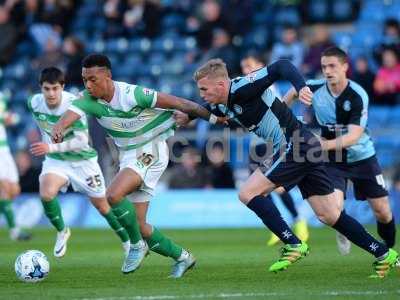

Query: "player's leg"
<box><xmin>276</xmin><ymin>187</ymin><xmax>309</xmax><ymax>243</ymax></box>
<box><xmin>106</xmin><ymin>168</ymin><xmax>147</xmax><ymax>273</ymax></box>
<box><xmin>133</xmin><ymin>140</ymin><xmax>195</xmax><ymax>278</ymax></box>
<box><xmin>240</xmin><ymin>169</ymin><xmax>302</xmax><ymax>245</ymax></box>
<box><xmin>71</xmin><ymin>158</ymin><xmax>131</xmax><ymax>256</ymax></box>
<box><xmin>131</xmin><ymin>196</ymin><xmax>195</xmax><ymax>278</ymax></box>
<box><xmin>0</xmin><ymin>152</ymin><xmax>31</xmax><ymax>241</ymax></box>
<box><xmin>277</xmin><ymin>188</ymin><xmax>298</xmax><ymax>220</ymax></box>
<box><xmin>89</xmin><ymin>196</ymin><xmax>130</xmax><ymax>256</ymax></box>
<box><xmin>368</xmin><ymin>196</ymin><xmax>395</xmax><ymax>248</ymax></box>
<box><xmin>354</xmin><ymin>158</ymin><xmax>396</xmax><ymax>248</ymax></box>
<box><xmin>107</xmin><ymin>168</ymin><xmax>143</xmax><ymax>244</ymax></box>
<box><xmin>307</xmin><ymin>192</ymin><xmax>398</xmax><ymax>277</ymax></box>
<box><xmin>0</xmin><ymin>181</ymin><xmax>28</xmax><ymax>240</ymax></box>
<box><xmin>40</xmin><ymin>173</ymin><xmax>71</xmax><ymax>257</ymax></box>
<box><xmin>331</xmin><ymin>188</ymin><xmax>352</xmax><ymax>255</ymax></box>
<box><xmin>239</xmin><ymin>169</ymin><xmax>309</xmax><ymax>272</ymax></box>
<box><xmin>353</xmin><ymin>174</ymin><xmax>395</xmax><ymax>248</ymax></box>
<box><xmin>6</xmin><ymin>182</ymin><xmax>31</xmax><ymax>240</ymax></box>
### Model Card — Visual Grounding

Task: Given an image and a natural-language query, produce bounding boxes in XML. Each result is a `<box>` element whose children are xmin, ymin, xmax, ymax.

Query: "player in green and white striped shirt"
<box><xmin>51</xmin><ymin>54</ymin><xmax>224</xmax><ymax>277</ymax></box>
<box><xmin>0</xmin><ymin>92</ymin><xmax>32</xmax><ymax>241</ymax></box>
<box><xmin>28</xmin><ymin>67</ymin><xmax>130</xmax><ymax>258</ymax></box>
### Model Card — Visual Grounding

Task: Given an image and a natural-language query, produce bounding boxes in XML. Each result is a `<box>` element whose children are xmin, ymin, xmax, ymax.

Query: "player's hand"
<box><xmin>298</xmin><ymin>86</ymin><xmax>313</xmax><ymax>106</ymax></box>
<box><xmin>30</xmin><ymin>142</ymin><xmax>50</xmax><ymax>156</ymax></box>
<box><xmin>51</xmin><ymin>124</ymin><xmax>64</xmax><ymax>143</ymax></box>
<box><xmin>173</xmin><ymin>111</ymin><xmax>191</xmax><ymax>127</ymax></box>
<box><xmin>216</xmin><ymin>116</ymin><xmax>229</xmax><ymax>125</ymax></box>
<box><xmin>318</xmin><ymin>137</ymin><xmax>330</xmax><ymax>151</ymax></box>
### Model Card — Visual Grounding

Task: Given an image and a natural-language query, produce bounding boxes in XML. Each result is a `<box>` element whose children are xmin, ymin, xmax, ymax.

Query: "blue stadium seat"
<box><xmin>332</xmin><ymin>32</ymin><xmax>352</xmax><ymax>50</ymax></box>
<box><xmin>136</xmin><ymin>77</ymin><xmax>155</xmax><ymax>88</ymax></box>
<box><xmin>161</xmin><ymin>14</ymin><xmax>185</xmax><ymax>30</ymax></box>
<box><xmin>368</xmin><ymin>106</ymin><xmax>391</xmax><ymax>129</ymax></box>
<box><xmin>105</xmin><ymin>38</ymin><xmax>129</xmax><ymax>54</ymax></box>
<box><xmin>332</xmin><ymin>0</ymin><xmax>353</xmax><ymax>21</ymax></box>
<box><xmin>242</xmin><ymin>27</ymin><xmax>268</xmax><ymax>49</ymax></box>
<box><xmin>274</xmin><ymin>8</ymin><xmax>301</xmax><ymax>26</ymax></box>
<box><xmin>308</xmin><ymin>0</ymin><xmax>329</xmax><ymax>22</ymax></box>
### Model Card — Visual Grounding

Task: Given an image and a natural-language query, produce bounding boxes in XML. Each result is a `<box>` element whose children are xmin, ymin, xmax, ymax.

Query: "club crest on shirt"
<box><xmin>142</xmin><ymin>88</ymin><xmax>154</xmax><ymax>96</ymax></box>
<box><xmin>246</xmin><ymin>72</ymin><xmax>257</xmax><ymax>83</ymax></box>
<box><xmin>343</xmin><ymin>100</ymin><xmax>351</xmax><ymax>111</ymax></box>
<box><xmin>233</xmin><ymin>104</ymin><xmax>243</xmax><ymax>114</ymax></box>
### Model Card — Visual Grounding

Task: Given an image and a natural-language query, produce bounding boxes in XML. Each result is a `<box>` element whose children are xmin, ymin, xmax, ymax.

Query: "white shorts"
<box><xmin>119</xmin><ymin>140</ymin><xmax>169</xmax><ymax>202</ymax></box>
<box><xmin>39</xmin><ymin>157</ymin><xmax>106</xmax><ymax>198</ymax></box>
<box><xmin>0</xmin><ymin>149</ymin><xmax>19</xmax><ymax>183</ymax></box>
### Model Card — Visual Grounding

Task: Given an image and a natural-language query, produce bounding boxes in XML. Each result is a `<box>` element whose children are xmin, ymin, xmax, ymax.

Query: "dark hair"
<box><xmin>321</xmin><ymin>46</ymin><xmax>348</xmax><ymax>63</ymax></box>
<box><xmin>241</xmin><ymin>52</ymin><xmax>265</xmax><ymax>64</ymax></box>
<box><xmin>82</xmin><ymin>54</ymin><xmax>112</xmax><ymax>70</ymax></box>
<box><xmin>385</xmin><ymin>18</ymin><xmax>400</xmax><ymax>30</ymax></box>
<box><xmin>39</xmin><ymin>67</ymin><xmax>65</xmax><ymax>85</ymax></box>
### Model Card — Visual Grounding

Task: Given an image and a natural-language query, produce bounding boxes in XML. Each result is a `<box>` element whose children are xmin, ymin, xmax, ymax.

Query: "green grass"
<box><xmin>0</xmin><ymin>227</ymin><xmax>399</xmax><ymax>300</ymax></box>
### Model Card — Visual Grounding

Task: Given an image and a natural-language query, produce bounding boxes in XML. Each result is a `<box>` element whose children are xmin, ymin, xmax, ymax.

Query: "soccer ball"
<box><xmin>15</xmin><ymin>250</ymin><xmax>50</xmax><ymax>283</ymax></box>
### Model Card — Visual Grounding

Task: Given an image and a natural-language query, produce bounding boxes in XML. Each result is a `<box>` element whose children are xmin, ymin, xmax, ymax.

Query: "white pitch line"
<box><xmin>76</xmin><ymin>290</ymin><xmax>400</xmax><ymax>300</ymax></box>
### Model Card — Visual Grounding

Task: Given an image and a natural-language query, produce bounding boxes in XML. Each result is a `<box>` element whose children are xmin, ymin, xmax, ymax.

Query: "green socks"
<box><xmin>103</xmin><ymin>210</ymin><xmax>129</xmax><ymax>243</ymax></box>
<box><xmin>41</xmin><ymin>197</ymin><xmax>65</xmax><ymax>232</ymax></box>
<box><xmin>146</xmin><ymin>227</ymin><xmax>182</xmax><ymax>260</ymax></box>
<box><xmin>0</xmin><ymin>200</ymin><xmax>16</xmax><ymax>228</ymax></box>
<box><xmin>111</xmin><ymin>198</ymin><xmax>142</xmax><ymax>244</ymax></box>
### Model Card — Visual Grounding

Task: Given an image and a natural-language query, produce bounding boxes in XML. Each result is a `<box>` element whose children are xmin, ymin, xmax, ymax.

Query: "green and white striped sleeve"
<box><xmin>133</xmin><ymin>86</ymin><xmax>158</xmax><ymax>108</ymax></box>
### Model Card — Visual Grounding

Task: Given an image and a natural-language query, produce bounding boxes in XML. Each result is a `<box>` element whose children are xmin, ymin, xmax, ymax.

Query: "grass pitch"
<box><xmin>0</xmin><ymin>227</ymin><xmax>399</xmax><ymax>300</ymax></box>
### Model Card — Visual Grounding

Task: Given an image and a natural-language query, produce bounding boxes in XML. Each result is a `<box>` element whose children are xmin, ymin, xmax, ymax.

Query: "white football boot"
<box><xmin>121</xmin><ymin>239</ymin><xmax>149</xmax><ymax>273</ymax></box>
<box><xmin>169</xmin><ymin>249</ymin><xmax>196</xmax><ymax>278</ymax></box>
<box><xmin>54</xmin><ymin>227</ymin><xmax>71</xmax><ymax>258</ymax></box>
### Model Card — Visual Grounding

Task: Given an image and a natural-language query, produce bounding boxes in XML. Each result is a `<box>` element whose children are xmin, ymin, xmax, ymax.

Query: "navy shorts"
<box><xmin>326</xmin><ymin>155</ymin><xmax>388</xmax><ymax>200</ymax></box>
<box><xmin>262</xmin><ymin>129</ymin><xmax>334</xmax><ymax>199</ymax></box>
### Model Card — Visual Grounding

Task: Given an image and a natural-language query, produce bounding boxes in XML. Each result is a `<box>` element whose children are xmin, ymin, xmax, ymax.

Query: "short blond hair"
<box><xmin>193</xmin><ymin>58</ymin><xmax>229</xmax><ymax>82</ymax></box>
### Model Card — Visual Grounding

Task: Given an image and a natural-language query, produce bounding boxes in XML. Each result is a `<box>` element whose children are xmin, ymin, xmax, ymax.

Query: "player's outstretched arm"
<box><xmin>320</xmin><ymin>125</ymin><xmax>364</xmax><ymax>151</ymax></box>
<box><xmin>155</xmin><ymin>92</ymin><xmax>225</xmax><ymax>124</ymax></box>
<box><xmin>283</xmin><ymin>87</ymin><xmax>313</xmax><ymax>107</ymax></box>
<box><xmin>51</xmin><ymin>110</ymin><xmax>82</xmax><ymax>143</ymax></box>
<box><xmin>31</xmin><ymin>131</ymin><xmax>89</xmax><ymax>156</ymax></box>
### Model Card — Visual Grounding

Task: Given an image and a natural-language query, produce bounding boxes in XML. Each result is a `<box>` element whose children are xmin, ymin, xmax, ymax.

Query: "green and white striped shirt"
<box><xmin>69</xmin><ymin>81</ymin><xmax>176</xmax><ymax>150</ymax></box>
<box><xmin>28</xmin><ymin>91</ymin><xmax>97</xmax><ymax>161</ymax></box>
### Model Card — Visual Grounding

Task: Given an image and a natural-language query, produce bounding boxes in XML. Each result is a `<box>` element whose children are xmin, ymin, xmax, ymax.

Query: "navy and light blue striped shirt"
<box><xmin>307</xmin><ymin>78</ymin><xmax>375</xmax><ymax>163</ymax></box>
<box><xmin>208</xmin><ymin>59</ymin><xmax>306</xmax><ymax>155</ymax></box>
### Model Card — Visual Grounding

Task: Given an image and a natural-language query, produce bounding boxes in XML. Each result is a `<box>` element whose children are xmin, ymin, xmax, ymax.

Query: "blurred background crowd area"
<box><xmin>1</xmin><ymin>0</ymin><xmax>400</xmax><ymax>192</ymax></box>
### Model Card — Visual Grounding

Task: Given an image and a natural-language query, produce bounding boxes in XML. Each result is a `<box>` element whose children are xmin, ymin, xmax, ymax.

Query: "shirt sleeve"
<box><xmin>306</xmin><ymin>79</ymin><xmax>325</xmax><ymax>93</ymax></box>
<box><xmin>133</xmin><ymin>86</ymin><xmax>158</xmax><ymax>108</ymax></box>
<box><xmin>348</xmin><ymin>95</ymin><xmax>368</xmax><ymax>128</ymax></box>
<box><xmin>48</xmin><ymin>131</ymin><xmax>89</xmax><ymax>153</ymax></box>
<box><xmin>70</xmin><ymin>94</ymin><xmax>102</xmax><ymax>118</ymax></box>
<box><xmin>233</xmin><ymin>59</ymin><xmax>306</xmax><ymax>102</ymax></box>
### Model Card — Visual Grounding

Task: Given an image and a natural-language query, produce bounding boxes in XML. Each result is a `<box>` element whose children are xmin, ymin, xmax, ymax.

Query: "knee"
<box><xmin>373</xmin><ymin>201</ymin><xmax>392</xmax><ymax>223</ymax></box>
<box><xmin>93</xmin><ymin>200</ymin><xmax>110</xmax><ymax>215</ymax></box>
<box><xmin>11</xmin><ymin>184</ymin><xmax>20</xmax><ymax>198</ymax></box>
<box><xmin>106</xmin><ymin>190</ymin><xmax>122</xmax><ymax>205</ymax></box>
<box><xmin>316</xmin><ymin>209</ymin><xmax>340</xmax><ymax>226</ymax></box>
<box><xmin>238</xmin><ymin>189</ymin><xmax>255</xmax><ymax>204</ymax></box>
<box><xmin>40</xmin><ymin>187</ymin><xmax>59</xmax><ymax>201</ymax></box>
